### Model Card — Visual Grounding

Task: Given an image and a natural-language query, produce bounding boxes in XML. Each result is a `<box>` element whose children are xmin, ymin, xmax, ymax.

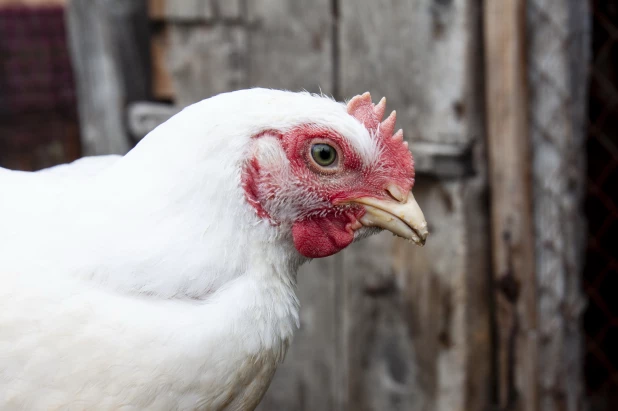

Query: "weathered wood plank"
<box><xmin>66</xmin><ymin>0</ymin><xmax>132</xmax><ymax>155</ymax></box>
<box><xmin>340</xmin><ymin>177</ymin><xmax>490</xmax><ymax>411</ymax></box>
<box><xmin>339</xmin><ymin>1</ymin><xmax>490</xmax><ymax>411</ymax></box>
<box><xmin>166</xmin><ymin>24</ymin><xmax>248</xmax><ymax>107</ymax></box>
<box><xmin>411</xmin><ymin>142</ymin><xmax>474</xmax><ymax>179</ymax></box>
<box><xmin>340</xmin><ymin>0</ymin><xmax>476</xmax><ymax>146</ymax></box>
<box><xmin>247</xmin><ymin>0</ymin><xmax>333</xmax><ymax>93</ymax></box>
<box><xmin>484</xmin><ymin>1</ymin><xmax>539</xmax><ymax>410</ymax></box>
<box><xmin>106</xmin><ymin>0</ymin><xmax>151</xmax><ymax>107</ymax></box>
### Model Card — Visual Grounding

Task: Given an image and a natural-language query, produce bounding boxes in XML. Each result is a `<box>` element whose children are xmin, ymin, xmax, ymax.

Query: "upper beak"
<box><xmin>350</xmin><ymin>189</ymin><xmax>429</xmax><ymax>246</ymax></box>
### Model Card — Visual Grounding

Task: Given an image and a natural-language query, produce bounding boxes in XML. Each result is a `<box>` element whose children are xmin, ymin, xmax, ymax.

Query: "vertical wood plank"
<box><xmin>166</xmin><ymin>25</ymin><xmax>248</xmax><ymax>107</ymax></box>
<box><xmin>483</xmin><ymin>1</ymin><xmax>538</xmax><ymax>411</ymax></box>
<box><xmin>151</xmin><ymin>26</ymin><xmax>174</xmax><ymax>101</ymax></box>
<box><xmin>247</xmin><ymin>0</ymin><xmax>333</xmax><ymax>93</ymax></box>
<box><xmin>66</xmin><ymin>0</ymin><xmax>131</xmax><ymax>155</ymax></box>
<box><xmin>339</xmin><ymin>1</ymin><xmax>490</xmax><ymax>410</ymax></box>
<box><xmin>148</xmin><ymin>0</ymin><xmax>165</xmax><ymax>19</ymax></box>
<box><xmin>339</xmin><ymin>180</ymin><xmax>491</xmax><ymax>411</ymax></box>
<box><xmin>106</xmin><ymin>0</ymin><xmax>151</xmax><ymax>106</ymax></box>
<box><xmin>340</xmin><ymin>0</ymin><xmax>475</xmax><ymax>145</ymax></box>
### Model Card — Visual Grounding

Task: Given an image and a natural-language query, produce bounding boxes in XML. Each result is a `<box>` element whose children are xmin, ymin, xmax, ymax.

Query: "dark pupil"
<box><xmin>312</xmin><ymin>144</ymin><xmax>336</xmax><ymax>166</ymax></box>
<box><xmin>318</xmin><ymin>147</ymin><xmax>331</xmax><ymax>160</ymax></box>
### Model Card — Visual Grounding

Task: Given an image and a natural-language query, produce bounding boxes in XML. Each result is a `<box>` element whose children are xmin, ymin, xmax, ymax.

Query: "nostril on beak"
<box><xmin>386</xmin><ymin>184</ymin><xmax>407</xmax><ymax>203</ymax></box>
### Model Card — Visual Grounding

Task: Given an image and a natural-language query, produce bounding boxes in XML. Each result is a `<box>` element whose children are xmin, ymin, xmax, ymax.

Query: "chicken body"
<box><xmin>0</xmin><ymin>263</ymin><xmax>290</xmax><ymax>410</ymax></box>
<box><xmin>0</xmin><ymin>89</ymin><xmax>426</xmax><ymax>410</ymax></box>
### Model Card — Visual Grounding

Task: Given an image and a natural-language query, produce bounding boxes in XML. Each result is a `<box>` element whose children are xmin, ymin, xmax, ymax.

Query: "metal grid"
<box><xmin>526</xmin><ymin>0</ymin><xmax>590</xmax><ymax>409</ymax></box>
<box><xmin>0</xmin><ymin>5</ymin><xmax>80</xmax><ymax>170</ymax></box>
<box><xmin>584</xmin><ymin>1</ymin><xmax>618</xmax><ymax>410</ymax></box>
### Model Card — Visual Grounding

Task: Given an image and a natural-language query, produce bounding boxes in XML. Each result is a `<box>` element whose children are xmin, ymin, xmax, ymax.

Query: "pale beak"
<box><xmin>350</xmin><ymin>191</ymin><xmax>429</xmax><ymax>246</ymax></box>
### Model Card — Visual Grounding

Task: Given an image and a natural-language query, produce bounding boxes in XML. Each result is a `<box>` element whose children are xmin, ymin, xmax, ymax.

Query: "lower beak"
<box><xmin>351</xmin><ymin>193</ymin><xmax>429</xmax><ymax>246</ymax></box>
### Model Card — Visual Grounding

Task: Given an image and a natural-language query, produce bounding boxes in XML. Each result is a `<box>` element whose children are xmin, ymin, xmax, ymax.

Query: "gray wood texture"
<box><xmin>339</xmin><ymin>0</ymin><xmax>477</xmax><ymax>146</ymax></box>
<box><xmin>107</xmin><ymin>0</ymin><xmax>151</xmax><ymax>107</ymax></box>
<box><xmin>66</xmin><ymin>0</ymin><xmax>132</xmax><ymax>155</ymax></box>
<box><xmin>167</xmin><ymin>24</ymin><xmax>248</xmax><ymax>107</ymax></box>
<box><xmin>411</xmin><ymin>142</ymin><xmax>474</xmax><ymax>179</ymax></box>
<box><xmin>247</xmin><ymin>0</ymin><xmax>333</xmax><ymax>93</ymax></box>
<box><xmin>338</xmin><ymin>1</ymin><xmax>490</xmax><ymax>411</ymax></box>
<box><xmin>67</xmin><ymin>0</ymin><xmax>150</xmax><ymax>153</ymax></box>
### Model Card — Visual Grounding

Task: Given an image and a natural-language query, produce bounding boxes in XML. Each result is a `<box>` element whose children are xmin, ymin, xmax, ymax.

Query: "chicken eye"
<box><xmin>311</xmin><ymin>144</ymin><xmax>337</xmax><ymax>167</ymax></box>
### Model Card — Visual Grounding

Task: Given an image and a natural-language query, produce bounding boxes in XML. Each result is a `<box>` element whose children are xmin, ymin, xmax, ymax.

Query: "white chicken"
<box><xmin>0</xmin><ymin>89</ymin><xmax>428</xmax><ymax>410</ymax></box>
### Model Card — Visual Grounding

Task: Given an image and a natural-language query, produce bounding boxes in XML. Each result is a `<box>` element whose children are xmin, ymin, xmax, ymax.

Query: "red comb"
<box><xmin>347</xmin><ymin>92</ymin><xmax>403</xmax><ymax>145</ymax></box>
<box><xmin>346</xmin><ymin>92</ymin><xmax>414</xmax><ymax>178</ymax></box>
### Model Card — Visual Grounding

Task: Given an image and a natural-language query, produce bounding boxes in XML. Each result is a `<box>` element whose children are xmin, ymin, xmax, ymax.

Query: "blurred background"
<box><xmin>0</xmin><ymin>0</ymin><xmax>614</xmax><ymax>410</ymax></box>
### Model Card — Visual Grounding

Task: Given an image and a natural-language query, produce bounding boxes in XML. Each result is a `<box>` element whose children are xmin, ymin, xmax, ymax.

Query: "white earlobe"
<box><xmin>254</xmin><ymin>136</ymin><xmax>289</xmax><ymax>168</ymax></box>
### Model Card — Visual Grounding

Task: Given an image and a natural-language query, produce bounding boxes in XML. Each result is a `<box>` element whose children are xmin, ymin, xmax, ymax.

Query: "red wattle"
<box><xmin>292</xmin><ymin>216</ymin><xmax>355</xmax><ymax>258</ymax></box>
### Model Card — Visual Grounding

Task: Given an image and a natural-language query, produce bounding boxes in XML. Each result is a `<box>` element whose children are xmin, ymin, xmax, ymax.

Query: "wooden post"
<box><xmin>66</xmin><ymin>0</ymin><xmax>150</xmax><ymax>155</ymax></box>
<box><xmin>483</xmin><ymin>1</ymin><xmax>538</xmax><ymax>410</ymax></box>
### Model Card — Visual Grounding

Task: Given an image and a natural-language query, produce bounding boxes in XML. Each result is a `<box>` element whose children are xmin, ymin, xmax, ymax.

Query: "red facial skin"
<box><xmin>242</xmin><ymin>124</ymin><xmax>414</xmax><ymax>259</ymax></box>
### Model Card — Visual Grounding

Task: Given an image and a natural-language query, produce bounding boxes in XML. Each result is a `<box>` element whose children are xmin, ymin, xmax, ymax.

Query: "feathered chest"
<box><xmin>0</xmin><ymin>273</ymin><xmax>297</xmax><ymax>410</ymax></box>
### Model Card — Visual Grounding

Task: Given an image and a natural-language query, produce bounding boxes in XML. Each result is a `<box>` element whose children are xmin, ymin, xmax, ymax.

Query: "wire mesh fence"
<box><xmin>526</xmin><ymin>0</ymin><xmax>590</xmax><ymax>410</ymax></box>
<box><xmin>584</xmin><ymin>1</ymin><xmax>618</xmax><ymax>410</ymax></box>
<box><xmin>0</xmin><ymin>4</ymin><xmax>80</xmax><ymax>170</ymax></box>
